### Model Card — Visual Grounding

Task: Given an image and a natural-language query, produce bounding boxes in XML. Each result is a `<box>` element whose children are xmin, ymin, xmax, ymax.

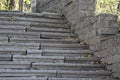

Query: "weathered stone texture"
<box><xmin>96</xmin><ymin>13</ymin><xmax>119</xmax><ymax>35</ymax></box>
<box><xmin>32</xmin><ymin>0</ymin><xmax>120</xmax><ymax>79</ymax></box>
<box><xmin>94</xmin><ymin>34</ymin><xmax>120</xmax><ymax>78</ymax></box>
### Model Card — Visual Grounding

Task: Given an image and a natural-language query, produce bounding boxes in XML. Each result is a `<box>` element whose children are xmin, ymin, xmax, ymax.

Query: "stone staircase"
<box><xmin>0</xmin><ymin>11</ymin><xmax>116</xmax><ymax>80</ymax></box>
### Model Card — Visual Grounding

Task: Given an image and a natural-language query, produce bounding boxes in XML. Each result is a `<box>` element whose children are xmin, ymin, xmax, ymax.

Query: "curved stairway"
<box><xmin>0</xmin><ymin>11</ymin><xmax>116</xmax><ymax>80</ymax></box>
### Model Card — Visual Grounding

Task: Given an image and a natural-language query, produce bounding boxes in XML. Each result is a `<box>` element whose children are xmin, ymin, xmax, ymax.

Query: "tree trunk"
<box><xmin>19</xmin><ymin>0</ymin><xmax>24</xmax><ymax>12</ymax></box>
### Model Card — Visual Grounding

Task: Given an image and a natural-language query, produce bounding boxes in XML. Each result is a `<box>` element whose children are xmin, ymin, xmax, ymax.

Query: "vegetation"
<box><xmin>0</xmin><ymin>0</ymin><xmax>31</xmax><ymax>12</ymax></box>
<box><xmin>96</xmin><ymin>0</ymin><xmax>119</xmax><ymax>15</ymax></box>
<box><xmin>96</xmin><ymin>0</ymin><xmax>120</xmax><ymax>30</ymax></box>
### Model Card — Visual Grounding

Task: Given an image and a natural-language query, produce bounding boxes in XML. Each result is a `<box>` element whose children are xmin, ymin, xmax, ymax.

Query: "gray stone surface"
<box><xmin>32</xmin><ymin>63</ymin><xmax>105</xmax><ymax>71</ymax></box>
<box><xmin>0</xmin><ymin>61</ymin><xmax>30</xmax><ymax>69</ymax></box>
<box><xmin>13</xmin><ymin>55</ymin><xmax>64</xmax><ymax>63</ymax></box>
<box><xmin>0</xmin><ymin>10</ymin><xmax>118</xmax><ymax>80</ymax></box>
<box><xmin>0</xmin><ymin>55</ymin><xmax>12</xmax><ymax>61</ymax></box>
<box><xmin>96</xmin><ymin>14</ymin><xmax>118</xmax><ymax>35</ymax></box>
<box><xmin>57</xmin><ymin>70</ymin><xmax>111</xmax><ymax>78</ymax></box>
<box><xmin>0</xmin><ymin>70</ymin><xmax>57</xmax><ymax>77</ymax></box>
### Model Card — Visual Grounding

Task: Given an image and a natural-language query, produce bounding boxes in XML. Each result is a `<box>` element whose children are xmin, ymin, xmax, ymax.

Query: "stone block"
<box><xmin>101</xmin><ymin>54</ymin><xmax>120</xmax><ymax>64</ymax></box>
<box><xmin>96</xmin><ymin>13</ymin><xmax>118</xmax><ymax>35</ymax></box>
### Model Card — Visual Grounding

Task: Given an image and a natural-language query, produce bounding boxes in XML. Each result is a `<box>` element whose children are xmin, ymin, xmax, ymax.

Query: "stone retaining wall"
<box><xmin>94</xmin><ymin>34</ymin><xmax>120</xmax><ymax>78</ymax></box>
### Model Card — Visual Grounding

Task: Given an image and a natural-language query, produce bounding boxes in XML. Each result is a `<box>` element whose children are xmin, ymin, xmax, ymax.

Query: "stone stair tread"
<box><xmin>0</xmin><ymin>25</ymin><xmax>26</xmax><ymax>30</ymax></box>
<box><xmin>42</xmin><ymin>11</ymin><xmax>63</xmax><ymax>16</ymax></box>
<box><xmin>0</xmin><ymin>42</ymin><xmax>39</xmax><ymax>46</ymax></box>
<box><xmin>41</xmin><ymin>43</ymin><xmax>88</xmax><ymax>49</ymax></box>
<box><xmin>0</xmin><ymin>55</ymin><xmax>12</xmax><ymax>61</ymax></box>
<box><xmin>50</xmin><ymin>78</ymin><xmax>115</xmax><ymax>80</ymax></box>
<box><xmin>13</xmin><ymin>55</ymin><xmax>64</xmax><ymax>63</ymax></box>
<box><xmin>57</xmin><ymin>70</ymin><xmax>111</xmax><ymax>75</ymax></box>
<box><xmin>65</xmin><ymin>57</ymin><xmax>100</xmax><ymax>61</ymax></box>
<box><xmin>30</xmin><ymin>23</ymin><xmax>69</xmax><ymax>29</ymax></box>
<box><xmin>41</xmin><ymin>32</ymin><xmax>77</xmax><ymax>39</ymax></box>
<box><xmin>0</xmin><ymin>70</ymin><xmax>57</xmax><ymax>77</ymax></box>
<box><xmin>0</xmin><ymin>70</ymin><xmax>111</xmax><ymax>77</ymax></box>
<box><xmin>32</xmin><ymin>62</ymin><xmax>105</xmax><ymax>68</ymax></box>
<box><xmin>27</xmin><ymin>27</ymin><xmax>70</xmax><ymax>33</ymax></box>
<box><xmin>10</xmin><ymin>38</ymin><xmax>79</xmax><ymax>43</ymax></box>
<box><xmin>0</xmin><ymin>48</ymin><xmax>26</xmax><ymax>55</ymax></box>
<box><xmin>0</xmin><ymin>20</ymin><xmax>31</xmax><ymax>26</ymax></box>
<box><xmin>0</xmin><ymin>17</ymin><xmax>66</xmax><ymax>24</ymax></box>
<box><xmin>0</xmin><ymin>31</ymin><xmax>40</xmax><ymax>38</ymax></box>
<box><xmin>0</xmin><ymin>36</ymin><xmax>8</xmax><ymax>42</ymax></box>
<box><xmin>0</xmin><ymin>42</ymin><xmax>40</xmax><ymax>49</ymax></box>
<box><xmin>0</xmin><ymin>77</ymin><xmax>47</xmax><ymax>80</ymax></box>
<box><xmin>0</xmin><ymin>31</ymin><xmax>40</xmax><ymax>35</ymax></box>
<box><xmin>0</xmin><ymin>61</ymin><xmax>30</xmax><ymax>69</ymax></box>
<box><xmin>42</xmin><ymin>49</ymin><xmax>93</xmax><ymax>54</ymax></box>
<box><xmin>0</xmin><ymin>12</ymin><xmax>64</xmax><ymax>19</ymax></box>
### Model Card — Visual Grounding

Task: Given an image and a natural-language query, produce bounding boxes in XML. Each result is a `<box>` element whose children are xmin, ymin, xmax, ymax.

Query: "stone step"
<box><xmin>65</xmin><ymin>57</ymin><xmax>100</xmax><ymax>64</ymax></box>
<box><xmin>10</xmin><ymin>38</ymin><xmax>79</xmax><ymax>44</ymax></box>
<box><xmin>0</xmin><ymin>20</ymin><xmax>31</xmax><ymax>26</ymax></box>
<box><xmin>41</xmin><ymin>43</ymin><xmax>89</xmax><ymax>50</ymax></box>
<box><xmin>41</xmin><ymin>32</ymin><xmax>77</xmax><ymax>39</ymax></box>
<box><xmin>32</xmin><ymin>63</ymin><xmax>105</xmax><ymax>71</ymax></box>
<box><xmin>0</xmin><ymin>55</ymin><xmax>12</xmax><ymax>61</ymax></box>
<box><xmin>0</xmin><ymin>70</ymin><xmax>56</xmax><ymax>77</ymax></box>
<box><xmin>0</xmin><ymin>42</ymin><xmax>40</xmax><ymax>49</ymax></box>
<box><xmin>0</xmin><ymin>12</ymin><xmax>64</xmax><ymax>19</ymax></box>
<box><xmin>27</xmin><ymin>27</ymin><xmax>70</xmax><ymax>33</ymax></box>
<box><xmin>42</xmin><ymin>50</ymin><xmax>93</xmax><ymax>57</ymax></box>
<box><xmin>13</xmin><ymin>55</ymin><xmax>64</xmax><ymax>63</ymax></box>
<box><xmin>0</xmin><ymin>36</ymin><xmax>8</xmax><ymax>42</ymax></box>
<box><xmin>0</xmin><ymin>25</ymin><xmax>26</xmax><ymax>32</ymax></box>
<box><xmin>0</xmin><ymin>61</ymin><xmax>30</xmax><ymax>69</ymax></box>
<box><xmin>30</xmin><ymin>23</ymin><xmax>70</xmax><ymax>29</ymax></box>
<box><xmin>0</xmin><ymin>48</ymin><xmax>26</xmax><ymax>55</ymax></box>
<box><xmin>0</xmin><ymin>16</ymin><xmax>67</xmax><ymax>24</ymax></box>
<box><xmin>0</xmin><ymin>77</ymin><xmax>47</xmax><ymax>80</ymax></box>
<box><xmin>50</xmin><ymin>78</ymin><xmax>115</xmax><ymax>80</ymax></box>
<box><xmin>0</xmin><ymin>77</ymin><xmax>115</xmax><ymax>80</ymax></box>
<box><xmin>57</xmin><ymin>70</ymin><xmax>111</xmax><ymax>78</ymax></box>
<box><xmin>0</xmin><ymin>70</ymin><xmax>111</xmax><ymax>78</ymax></box>
<box><xmin>0</xmin><ymin>31</ymin><xmax>40</xmax><ymax>38</ymax></box>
